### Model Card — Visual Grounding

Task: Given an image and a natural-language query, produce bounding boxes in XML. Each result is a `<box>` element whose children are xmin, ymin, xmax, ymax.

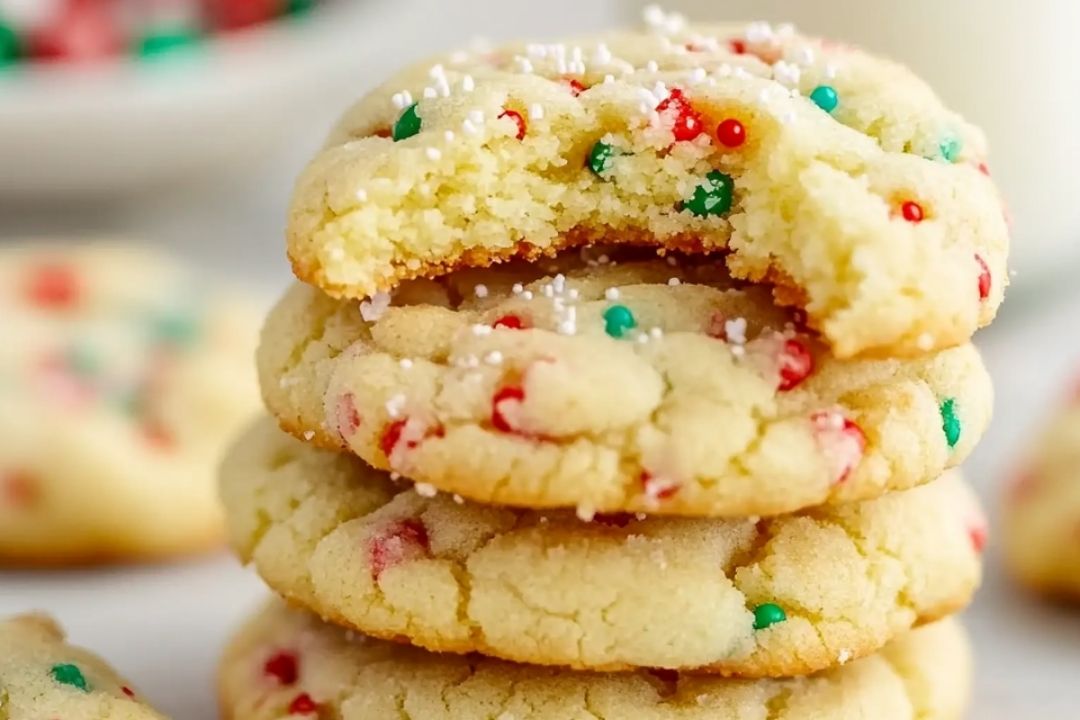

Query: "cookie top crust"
<box><xmin>288</xmin><ymin>15</ymin><xmax>1008</xmax><ymax>358</ymax></box>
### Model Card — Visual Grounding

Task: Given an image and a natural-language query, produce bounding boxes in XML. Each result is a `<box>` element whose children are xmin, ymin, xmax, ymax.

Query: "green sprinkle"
<box><xmin>0</xmin><ymin>20</ymin><xmax>20</xmax><ymax>65</ymax></box>
<box><xmin>285</xmin><ymin>0</ymin><xmax>316</xmax><ymax>15</ymax></box>
<box><xmin>392</xmin><ymin>103</ymin><xmax>422</xmax><ymax>141</ymax></box>
<box><xmin>683</xmin><ymin>170</ymin><xmax>734</xmax><ymax>218</ymax></box>
<box><xmin>51</xmin><ymin>663</ymin><xmax>89</xmax><ymax>692</ymax></box>
<box><xmin>153</xmin><ymin>312</ymin><xmax>199</xmax><ymax>346</ymax></box>
<box><xmin>809</xmin><ymin>85</ymin><xmax>839</xmax><ymax>113</ymax></box>
<box><xmin>603</xmin><ymin>305</ymin><xmax>636</xmax><ymax>338</ymax></box>
<box><xmin>939</xmin><ymin>135</ymin><xmax>962</xmax><ymax>163</ymax></box>
<box><xmin>752</xmin><ymin>603</ymin><xmax>787</xmax><ymax>630</ymax></box>
<box><xmin>587</xmin><ymin>141</ymin><xmax>618</xmax><ymax>177</ymax></box>
<box><xmin>940</xmin><ymin>398</ymin><xmax>961</xmax><ymax>448</ymax></box>
<box><xmin>137</xmin><ymin>28</ymin><xmax>201</xmax><ymax>58</ymax></box>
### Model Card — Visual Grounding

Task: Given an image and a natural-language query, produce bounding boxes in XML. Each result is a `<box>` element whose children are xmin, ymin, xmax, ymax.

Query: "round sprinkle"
<box><xmin>684</xmin><ymin>170</ymin><xmax>734</xmax><ymax>217</ymax></box>
<box><xmin>603</xmin><ymin>305</ymin><xmax>637</xmax><ymax>338</ymax></box>
<box><xmin>288</xmin><ymin>693</ymin><xmax>319</xmax><ymax>715</ymax></box>
<box><xmin>716</xmin><ymin>118</ymin><xmax>746</xmax><ymax>148</ymax></box>
<box><xmin>939</xmin><ymin>135</ymin><xmax>962</xmax><ymax>163</ymax></box>
<box><xmin>264</xmin><ymin>651</ymin><xmax>299</xmax><ymax>685</ymax></box>
<box><xmin>493</xmin><ymin>314</ymin><xmax>526</xmax><ymax>330</ymax></box>
<box><xmin>975</xmin><ymin>254</ymin><xmax>991</xmax><ymax>300</ymax></box>
<box><xmin>51</xmin><ymin>663</ymin><xmax>89</xmax><ymax>692</ymax></box>
<box><xmin>26</xmin><ymin>263</ymin><xmax>80</xmax><ymax>309</ymax></box>
<box><xmin>900</xmin><ymin>201</ymin><xmax>924</xmax><ymax>223</ymax></box>
<box><xmin>752</xmin><ymin>603</ymin><xmax>787</xmax><ymax>630</ymax></box>
<box><xmin>729</xmin><ymin>39</ymin><xmax>747</xmax><ymax>54</ymax></box>
<box><xmin>498</xmin><ymin>108</ymin><xmax>527</xmax><ymax>140</ymax></box>
<box><xmin>587</xmin><ymin>141</ymin><xmax>618</xmax><ymax>177</ymax></box>
<box><xmin>392</xmin><ymin>102</ymin><xmax>422</xmax><ymax>141</ymax></box>
<box><xmin>940</xmin><ymin>398</ymin><xmax>961</xmax><ymax>448</ymax></box>
<box><xmin>809</xmin><ymin>85</ymin><xmax>839</xmax><ymax>113</ymax></box>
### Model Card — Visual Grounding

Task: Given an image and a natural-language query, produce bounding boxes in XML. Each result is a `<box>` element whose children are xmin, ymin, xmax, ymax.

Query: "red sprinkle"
<box><xmin>641</xmin><ymin>471</ymin><xmax>680</xmax><ymax>501</ymax></box>
<box><xmin>811</xmin><ymin>412</ymin><xmax>866</xmax><ymax>485</ymax></box>
<box><xmin>777</xmin><ymin>339</ymin><xmax>814</xmax><ymax>392</ymax></box>
<box><xmin>977</xmin><ymin>162</ymin><xmax>991</xmax><ymax>176</ymax></box>
<box><xmin>2</xmin><ymin>470</ymin><xmax>39</xmax><ymax>509</ymax></box>
<box><xmin>493</xmin><ymin>314</ymin><xmax>527</xmax><ymax>330</ymax></box>
<box><xmin>369</xmin><ymin>518</ymin><xmax>430</xmax><ymax>579</ymax></box>
<box><xmin>656</xmin><ymin>88</ymin><xmax>704</xmax><ymax>142</ymax></box>
<box><xmin>142</xmin><ymin>420</ymin><xmax>174</xmax><ymax>450</ymax></box>
<box><xmin>969</xmin><ymin>525</ymin><xmax>988</xmax><ymax>554</ymax></box>
<box><xmin>287</xmin><ymin>693</ymin><xmax>318</xmax><ymax>715</ymax></box>
<box><xmin>729</xmin><ymin>39</ymin><xmax>747</xmax><ymax>54</ymax></box>
<box><xmin>334</xmin><ymin>393</ymin><xmax>361</xmax><ymax>441</ymax></box>
<box><xmin>264</xmin><ymin>651</ymin><xmax>299</xmax><ymax>686</ymax></box>
<box><xmin>29</xmin><ymin>0</ymin><xmax>122</xmax><ymax>62</ymax></box>
<box><xmin>491</xmin><ymin>386</ymin><xmax>526</xmax><ymax>433</ymax></box>
<box><xmin>498</xmin><ymin>109</ymin><xmax>527</xmax><ymax>140</ymax></box>
<box><xmin>564</xmin><ymin>77</ymin><xmax>587</xmax><ymax>96</ymax></box>
<box><xmin>716</xmin><ymin>118</ymin><xmax>746</xmax><ymax>148</ymax></box>
<box><xmin>900</xmin><ymin>201</ymin><xmax>924</xmax><ymax>223</ymax></box>
<box><xmin>121</xmin><ymin>686</ymin><xmax>135</xmax><ymax>698</ymax></box>
<box><xmin>26</xmin><ymin>264</ymin><xmax>80</xmax><ymax>309</ymax></box>
<box><xmin>976</xmin><ymin>255</ymin><xmax>991</xmax><ymax>300</ymax></box>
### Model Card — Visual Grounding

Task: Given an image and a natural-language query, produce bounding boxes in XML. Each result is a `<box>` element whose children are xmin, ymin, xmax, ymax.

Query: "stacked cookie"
<box><xmin>219</xmin><ymin>12</ymin><xmax>1006</xmax><ymax>719</ymax></box>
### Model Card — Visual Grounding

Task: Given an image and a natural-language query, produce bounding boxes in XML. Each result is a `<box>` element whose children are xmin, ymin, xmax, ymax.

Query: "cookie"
<box><xmin>0</xmin><ymin>613</ymin><xmax>167</xmax><ymax>719</ymax></box>
<box><xmin>220</xmin><ymin>418</ymin><xmax>985</xmax><ymax>677</ymax></box>
<box><xmin>219</xmin><ymin>599</ymin><xmax>971</xmax><ymax>720</ymax></box>
<box><xmin>1003</xmin><ymin>396</ymin><xmax>1080</xmax><ymax>601</ymax></box>
<box><xmin>0</xmin><ymin>243</ymin><xmax>260</xmax><ymax>565</ymax></box>
<box><xmin>259</xmin><ymin>252</ymin><xmax>992</xmax><ymax>518</ymax></box>
<box><xmin>287</xmin><ymin>16</ymin><xmax>1009</xmax><ymax>359</ymax></box>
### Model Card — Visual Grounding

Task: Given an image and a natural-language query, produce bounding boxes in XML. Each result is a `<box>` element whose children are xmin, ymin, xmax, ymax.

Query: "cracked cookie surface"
<box><xmin>0</xmin><ymin>243</ymin><xmax>261</xmax><ymax>565</ymax></box>
<box><xmin>1003</xmin><ymin>396</ymin><xmax>1080</xmax><ymax>601</ymax></box>
<box><xmin>259</xmin><ymin>253</ymin><xmax>991</xmax><ymax>518</ymax></box>
<box><xmin>288</xmin><ymin>16</ymin><xmax>1008</xmax><ymax>358</ymax></box>
<box><xmin>219</xmin><ymin>599</ymin><xmax>971</xmax><ymax>720</ymax></box>
<box><xmin>0</xmin><ymin>613</ymin><xmax>167</xmax><ymax>719</ymax></box>
<box><xmin>220</xmin><ymin>418</ymin><xmax>984</xmax><ymax>676</ymax></box>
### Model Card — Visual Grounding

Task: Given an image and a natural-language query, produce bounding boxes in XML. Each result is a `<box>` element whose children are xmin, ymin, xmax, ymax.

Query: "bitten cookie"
<box><xmin>219</xmin><ymin>600</ymin><xmax>972</xmax><ymax>720</ymax></box>
<box><xmin>1003</xmin><ymin>395</ymin><xmax>1080</xmax><ymax>601</ymax></box>
<box><xmin>259</xmin><ymin>251</ymin><xmax>992</xmax><ymax>518</ymax></box>
<box><xmin>0</xmin><ymin>243</ymin><xmax>260</xmax><ymax>565</ymax></box>
<box><xmin>288</xmin><ymin>15</ymin><xmax>1009</xmax><ymax>358</ymax></box>
<box><xmin>220</xmin><ymin>418</ymin><xmax>985</xmax><ymax>677</ymax></box>
<box><xmin>0</xmin><ymin>613</ymin><xmax>167</xmax><ymax>719</ymax></box>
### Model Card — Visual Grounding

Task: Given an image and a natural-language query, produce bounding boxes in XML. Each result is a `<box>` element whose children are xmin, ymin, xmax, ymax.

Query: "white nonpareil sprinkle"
<box><xmin>415</xmin><ymin>483</ymin><xmax>438</xmax><ymax>498</ymax></box>
<box><xmin>474</xmin><ymin>284</ymin><xmax>489</xmax><ymax>298</ymax></box>
<box><xmin>667</xmin><ymin>277</ymin><xmax>681</xmax><ymax>286</ymax></box>
<box><xmin>385</xmin><ymin>393</ymin><xmax>407</xmax><ymax>418</ymax></box>
<box><xmin>462</xmin><ymin>75</ymin><xmax>475</xmax><ymax>92</ymax></box>
<box><xmin>328</xmin><ymin>247</ymin><xmax>345</xmax><ymax>261</ymax></box>
<box><xmin>444</xmin><ymin>130</ymin><xmax>456</xmax><ymax>142</ymax></box>
<box><xmin>645</xmin><ymin>59</ymin><xmax>659</xmax><ymax>73</ymax></box>
<box><xmin>593</xmin><ymin>43</ymin><xmax>612</xmax><ymax>65</ymax></box>
<box><xmin>746</xmin><ymin>21</ymin><xmax>774</xmax><ymax>44</ymax></box>
<box><xmin>688</xmin><ymin>67</ymin><xmax>707</xmax><ymax>84</ymax></box>
<box><xmin>303</xmin><ymin>430</ymin><xmax>315</xmax><ymax>441</ymax></box>
<box><xmin>423</xmin><ymin>87</ymin><xmax>438</xmax><ymax>99</ymax></box>
<box><xmin>355</xmin><ymin>188</ymin><xmax>368</xmax><ymax>202</ymax></box>
<box><xmin>605</xmin><ymin>287</ymin><xmax>621</xmax><ymax>300</ymax></box>
<box><xmin>360</xmin><ymin>292</ymin><xmax>391</xmax><ymax>321</ymax></box>
<box><xmin>725</xmin><ymin>317</ymin><xmax>748</xmax><ymax>344</ymax></box>
<box><xmin>453</xmin><ymin>494</ymin><xmax>465</xmax><ymax>505</ymax></box>
<box><xmin>529</xmin><ymin>103</ymin><xmax>544</xmax><ymax>120</ymax></box>
<box><xmin>484</xmin><ymin>351</ymin><xmax>504</xmax><ymax>365</ymax></box>
<box><xmin>399</xmin><ymin>358</ymin><xmax>414</xmax><ymax>369</ymax></box>
<box><xmin>462</xmin><ymin>119</ymin><xmax>479</xmax><ymax>136</ymax></box>
<box><xmin>468</xmin><ymin>109</ymin><xmax>485</xmax><ymax>124</ymax></box>
<box><xmin>425</xmin><ymin>147</ymin><xmax>442</xmax><ymax>161</ymax></box>
<box><xmin>916</xmin><ymin>333</ymin><xmax>935</xmax><ymax>351</ymax></box>
<box><xmin>471</xmin><ymin>323</ymin><xmax>493</xmax><ymax>336</ymax></box>
<box><xmin>666</xmin><ymin>255</ymin><xmax>679</xmax><ymax>266</ymax></box>
<box><xmin>390</xmin><ymin>471</ymin><xmax>401</xmax><ymax>481</ymax></box>
<box><xmin>512</xmin><ymin>282</ymin><xmax>525</xmax><ymax>294</ymax></box>
<box><xmin>649</xmin><ymin>327</ymin><xmax>664</xmax><ymax>340</ymax></box>
<box><xmin>838</xmin><ymin>649</ymin><xmax>853</xmax><ymax>664</ymax></box>
<box><xmin>772</xmin><ymin>60</ymin><xmax>802</xmax><ymax>87</ymax></box>
<box><xmin>515</xmin><ymin>56</ymin><xmax>534</xmax><ymax>73</ymax></box>
<box><xmin>576</xmin><ymin>505</ymin><xmax>597</xmax><ymax>522</ymax></box>
<box><xmin>824</xmin><ymin>62</ymin><xmax>839</xmax><ymax>80</ymax></box>
<box><xmin>520</xmin><ymin>290</ymin><xmax>534</xmax><ymax>301</ymax></box>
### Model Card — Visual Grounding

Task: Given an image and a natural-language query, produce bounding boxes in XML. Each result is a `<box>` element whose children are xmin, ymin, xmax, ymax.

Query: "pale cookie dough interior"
<box><xmin>0</xmin><ymin>243</ymin><xmax>261</xmax><ymax>565</ymax></box>
<box><xmin>0</xmin><ymin>613</ymin><xmax>167</xmax><ymax>719</ymax></box>
<box><xmin>260</xmin><ymin>251</ymin><xmax>992</xmax><ymax>518</ymax></box>
<box><xmin>289</xmin><ymin>19</ymin><xmax>1008</xmax><ymax>358</ymax></box>
<box><xmin>220</xmin><ymin>418</ymin><xmax>985</xmax><ymax>677</ymax></box>
<box><xmin>219</xmin><ymin>600</ymin><xmax>971</xmax><ymax>720</ymax></box>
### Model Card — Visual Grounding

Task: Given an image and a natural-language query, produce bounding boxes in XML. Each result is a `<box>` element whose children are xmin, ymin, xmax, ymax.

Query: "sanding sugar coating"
<box><xmin>0</xmin><ymin>614</ymin><xmax>167</xmax><ymax>719</ymax></box>
<box><xmin>218</xmin><ymin>600</ymin><xmax>972</xmax><ymax>720</ymax></box>
<box><xmin>258</xmin><ymin>251</ymin><xmax>992</xmax><ymax>519</ymax></box>
<box><xmin>288</xmin><ymin>17</ymin><xmax>1008</xmax><ymax>359</ymax></box>
<box><xmin>219</xmin><ymin>418</ymin><xmax>985</xmax><ymax>677</ymax></box>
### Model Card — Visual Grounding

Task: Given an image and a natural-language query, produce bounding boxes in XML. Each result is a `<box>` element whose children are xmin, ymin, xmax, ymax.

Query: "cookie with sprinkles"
<box><xmin>0</xmin><ymin>613</ymin><xmax>167</xmax><ymax>719</ymax></box>
<box><xmin>219</xmin><ymin>418</ymin><xmax>984</xmax><ymax>676</ymax></box>
<box><xmin>259</xmin><ymin>250</ymin><xmax>991</xmax><ymax>518</ymax></box>
<box><xmin>0</xmin><ymin>243</ymin><xmax>261</xmax><ymax>565</ymax></box>
<box><xmin>1003</xmin><ymin>390</ymin><xmax>1080</xmax><ymax>601</ymax></box>
<box><xmin>220</xmin><ymin>599</ymin><xmax>971</xmax><ymax>720</ymax></box>
<box><xmin>288</xmin><ymin>13</ymin><xmax>1008</xmax><ymax>359</ymax></box>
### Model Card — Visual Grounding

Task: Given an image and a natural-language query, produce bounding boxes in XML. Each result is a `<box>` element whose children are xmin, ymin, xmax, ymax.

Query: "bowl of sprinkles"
<box><xmin>0</xmin><ymin>0</ymin><xmax>375</xmax><ymax>198</ymax></box>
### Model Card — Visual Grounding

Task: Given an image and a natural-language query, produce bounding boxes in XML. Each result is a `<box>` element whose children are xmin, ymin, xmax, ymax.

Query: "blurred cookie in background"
<box><xmin>1003</xmin><ymin>390</ymin><xmax>1080</xmax><ymax>602</ymax></box>
<box><xmin>0</xmin><ymin>242</ymin><xmax>260</xmax><ymax>565</ymax></box>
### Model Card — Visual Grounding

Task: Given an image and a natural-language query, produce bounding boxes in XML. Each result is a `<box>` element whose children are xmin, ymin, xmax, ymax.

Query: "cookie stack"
<box><xmin>219</xmin><ymin>12</ymin><xmax>1007</xmax><ymax>719</ymax></box>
